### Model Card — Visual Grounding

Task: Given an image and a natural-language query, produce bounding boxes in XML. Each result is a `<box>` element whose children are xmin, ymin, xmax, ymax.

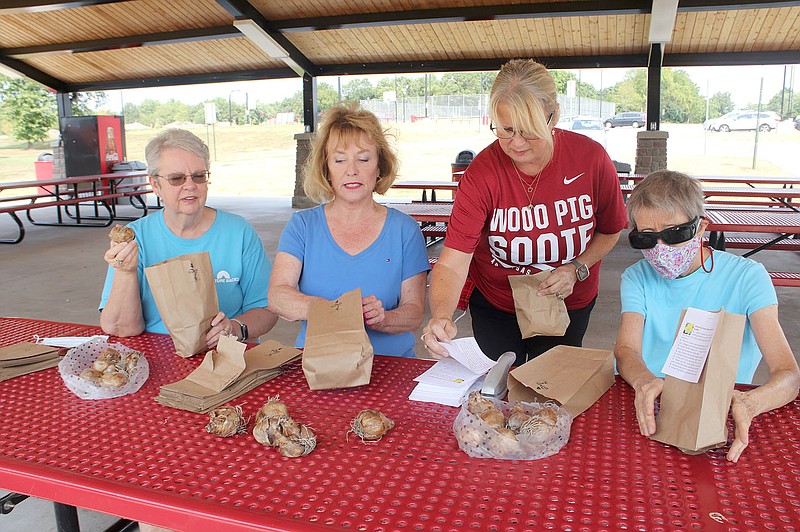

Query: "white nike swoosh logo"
<box><xmin>563</xmin><ymin>172</ymin><xmax>585</xmax><ymax>185</ymax></box>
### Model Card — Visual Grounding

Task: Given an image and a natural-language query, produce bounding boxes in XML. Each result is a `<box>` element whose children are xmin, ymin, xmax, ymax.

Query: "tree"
<box><xmin>660</xmin><ymin>69</ymin><xmax>705</xmax><ymax>123</ymax></box>
<box><xmin>0</xmin><ymin>78</ymin><xmax>57</xmax><ymax>147</ymax></box>
<box><xmin>342</xmin><ymin>79</ymin><xmax>378</xmax><ymax>101</ymax></box>
<box><xmin>707</xmin><ymin>92</ymin><xmax>735</xmax><ymax>119</ymax></box>
<box><xmin>607</xmin><ymin>70</ymin><xmax>647</xmax><ymax>113</ymax></box>
<box><xmin>549</xmin><ymin>70</ymin><xmax>577</xmax><ymax>94</ymax></box>
<box><xmin>70</xmin><ymin>92</ymin><xmax>107</xmax><ymax>116</ymax></box>
<box><xmin>766</xmin><ymin>88</ymin><xmax>800</xmax><ymax>119</ymax></box>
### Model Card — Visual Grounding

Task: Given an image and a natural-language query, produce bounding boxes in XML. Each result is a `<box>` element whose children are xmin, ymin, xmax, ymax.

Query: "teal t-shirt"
<box><xmin>620</xmin><ymin>250</ymin><xmax>777</xmax><ymax>384</ymax></box>
<box><xmin>277</xmin><ymin>205</ymin><xmax>430</xmax><ymax>358</ymax></box>
<box><xmin>99</xmin><ymin>209</ymin><xmax>271</xmax><ymax>334</ymax></box>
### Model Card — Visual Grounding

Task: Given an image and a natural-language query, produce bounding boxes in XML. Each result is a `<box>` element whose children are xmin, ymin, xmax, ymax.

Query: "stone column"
<box><xmin>634</xmin><ymin>130</ymin><xmax>669</xmax><ymax>176</ymax></box>
<box><xmin>51</xmin><ymin>145</ymin><xmax>66</xmax><ymax>179</ymax></box>
<box><xmin>293</xmin><ymin>132</ymin><xmax>316</xmax><ymax>209</ymax></box>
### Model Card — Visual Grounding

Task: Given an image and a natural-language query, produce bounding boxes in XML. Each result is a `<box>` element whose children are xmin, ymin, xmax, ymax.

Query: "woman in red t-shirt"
<box><xmin>421</xmin><ymin>59</ymin><xmax>628</xmax><ymax>366</ymax></box>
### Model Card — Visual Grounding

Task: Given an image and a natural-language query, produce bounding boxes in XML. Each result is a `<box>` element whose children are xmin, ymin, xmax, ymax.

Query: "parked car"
<box><xmin>795</xmin><ymin>115</ymin><xmax>800</xmax><ymax>131</ymax></box>
<box><xmin>556</xmin><ymin>116</ymin><xmax>607</xmax><ymax>146</ymax></box>
<box><xmin>703</xmin><ymin>111</ymin><xmax>777</xmax><ymax>132</ymax></box>
<box><xmin>603</xmin><ymin>112</ymin><xmax>646</xmax><ymax>128</ymax></box>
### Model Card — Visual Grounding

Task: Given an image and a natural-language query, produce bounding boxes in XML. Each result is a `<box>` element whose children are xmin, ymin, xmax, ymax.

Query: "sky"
<box><xmin>105</xmin><ymin>64</ymin><xmax>799</xmax><ymax>114</ymax></box>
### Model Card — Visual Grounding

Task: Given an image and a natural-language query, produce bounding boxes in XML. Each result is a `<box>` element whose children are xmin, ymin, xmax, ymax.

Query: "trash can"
<box><xmin>451</xmin><ymin>149</ymin><xmax>475</xmax><ymax>182</ymax></box>
<box><xmin>34</xmin><ymin>152</ymin><xmax>54</xmax><ymax>194</ymax></box>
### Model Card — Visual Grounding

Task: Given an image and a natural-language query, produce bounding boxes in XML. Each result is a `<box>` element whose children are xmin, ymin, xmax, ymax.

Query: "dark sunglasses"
<box><xmin>628</xmin><ymin>217</ymin><xmax>700</xmax><ymax>250</ymax></box>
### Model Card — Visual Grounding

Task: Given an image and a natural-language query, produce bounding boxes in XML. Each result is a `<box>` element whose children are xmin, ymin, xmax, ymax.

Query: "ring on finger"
<box><xmin>420</xmin><ymin>332</ymin><xmax>428</xmax><ymax>342</ymax></box>
<box><xmin>114</xmin><ymin>258</ymin><xmax>122</xmax><ymax>265</ymax></box>
<box><xmin>556</xmin><ymin>292</ymin><xmax>565</xmax><ymax>301</ymax></box>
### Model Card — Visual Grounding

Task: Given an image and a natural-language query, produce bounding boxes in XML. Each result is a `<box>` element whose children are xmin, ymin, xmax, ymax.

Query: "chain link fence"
<box><xmin>360</xmin><ymin>94</ymin><xmax>615</xmax><ymax>122</ymax></box>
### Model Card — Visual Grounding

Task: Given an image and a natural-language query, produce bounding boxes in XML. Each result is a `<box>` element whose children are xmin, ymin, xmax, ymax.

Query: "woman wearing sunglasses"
<box><xmin>615</xmin><ymin>170</ymin><xmax>799</xmax><ymax>463</ymax></box>
<box><xmin>421</xmin><ymin>59</ymin><xmax>628</xmax><ymax>366</ymax></box>
<box><xmin>99</xmin><ymin>128</ymin><xmax>277</xmax><ymax>350</ymax></box>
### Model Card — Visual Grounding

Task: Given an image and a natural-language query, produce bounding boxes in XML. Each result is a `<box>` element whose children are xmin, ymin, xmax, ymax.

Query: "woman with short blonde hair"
<box><xmin>269</xmin><ymin>103</ymin><xmax>429</xmax><ymax>357</ymax></box>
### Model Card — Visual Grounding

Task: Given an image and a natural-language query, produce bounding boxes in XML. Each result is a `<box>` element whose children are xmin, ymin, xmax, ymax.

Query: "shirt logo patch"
<box><xmin>215</xmin><ymin>270</ymin><xmax>239</xmax><ymax>284</ymax></box>
<box><xmin>563</xmin><ymin>172</ymin><xmax>585</xmax><ymax>185</ymax></box>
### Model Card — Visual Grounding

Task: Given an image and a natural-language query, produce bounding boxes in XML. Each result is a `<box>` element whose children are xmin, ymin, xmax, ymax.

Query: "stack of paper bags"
<box><xmin>0</xmin><ymin>342</ymin><xmax>63</xmax><ymax>382</ymax></box>
<box><xmin>155</xmin><ymin>335</ymin><xmax>301</xmax><ymax>413</ymax></box>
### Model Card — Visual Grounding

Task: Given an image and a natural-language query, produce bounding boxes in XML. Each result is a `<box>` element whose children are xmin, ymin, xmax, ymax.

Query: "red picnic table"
<box><xmin>3</xmin><ymin>317</ymin><xmax>800</xmax><ymax>531</ymax></box>
<box><xmin>390</xmin><ymin>180</ymin><xmax>459</xmax><ymax>202</ymax></box>
<box><xmin>0</xmin><ymin>171</ymin><xmax>152</xmax><ymax>244</ymax></box>
<box><xmin>629</xmin><ymin>174</ymin><xmax>800</xmax><ymax>187</ymax></box>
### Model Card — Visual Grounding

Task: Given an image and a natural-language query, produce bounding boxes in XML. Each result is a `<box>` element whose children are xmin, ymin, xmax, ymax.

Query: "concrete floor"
<box><xmin>1</xmin><ymin>195</ymin><xmax>798</xmax><ymax>531</ymax></box>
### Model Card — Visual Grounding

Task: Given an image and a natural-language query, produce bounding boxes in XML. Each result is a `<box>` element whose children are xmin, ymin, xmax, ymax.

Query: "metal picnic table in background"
<box><xmin>0</xmin><ymin>171</ymin><xmax>152</xmax><ymax>244</ymax></box>
<box><xmin>3</xmin><ymin>317</ymin><xmax>800</xmax><ymax>531</ymax></box>
<box><xmin>390</xmin><ymin>180</ymin><xmax>459</xmax><ymax>202</ymax></box>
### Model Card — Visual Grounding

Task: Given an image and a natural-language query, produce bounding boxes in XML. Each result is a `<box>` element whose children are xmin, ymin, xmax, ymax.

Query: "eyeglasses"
<box><xmin>628</xmin><ymin>217</ymin><xmax>700</xmax><ymax>249</ymax></box>
<box><xmin>153</xmin><ymin>171</ymin><xmax>210</xmax><ymax>187</ymax></box>
<box><xmin>490</xmin><ymin>112</ymin><xmax>554</xmax><ymax>140</ymax></box>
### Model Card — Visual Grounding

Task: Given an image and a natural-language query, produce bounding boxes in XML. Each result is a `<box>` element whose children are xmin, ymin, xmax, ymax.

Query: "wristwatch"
<box><xmin>231</xmin><ymin>318</ymin><xmax>248</xmax><ymax>341</ymax></box>
<box><xmin>571</xmin><ymin>259</ymin><xmax>590</xmax><ymax>282</ymax></box>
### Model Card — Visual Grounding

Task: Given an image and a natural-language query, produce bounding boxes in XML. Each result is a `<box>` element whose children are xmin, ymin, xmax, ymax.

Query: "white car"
<box><xmin>703</xmin><ymin>111</ymin><xmax>777</xmax><ymax>132</ymax></box>
<box><xmin>556</xmin><ymin>117</ymin><xmax>607</xmax><ymax>148</ymax></box>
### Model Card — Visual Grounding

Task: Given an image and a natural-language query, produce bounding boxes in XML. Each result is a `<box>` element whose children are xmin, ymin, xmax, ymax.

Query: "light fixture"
<box><xmin>233</xmin><ymin>18</ymin><xmax>289</xmax><ymax>59</ymax></box>
<box><xmin>648</xmin><ymin>0</ymin><xmax>679</xmax><ymax>44</ymax></box>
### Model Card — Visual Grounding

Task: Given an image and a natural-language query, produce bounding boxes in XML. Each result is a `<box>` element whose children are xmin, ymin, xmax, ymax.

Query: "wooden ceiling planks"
<box><xmin>0</xmin><ymin>1</ymin><xmax>797</xmax><ymax>92</ymax></box>
<box><xmin>24</xmin><ymin>38</ymin><xmax>276</xmax><ymax>83</ymax></box>
<box><xmin>0</xmin><ymin>0</ymin><xmax>230</xmax><ymax>48</ymax></box>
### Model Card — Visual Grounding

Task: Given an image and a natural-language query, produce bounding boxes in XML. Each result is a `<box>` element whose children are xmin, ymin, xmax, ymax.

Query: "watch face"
<box><xmin>576</xmin><ymin>263</ymin><xmax>589</xmax><ymax>282</ymax></box>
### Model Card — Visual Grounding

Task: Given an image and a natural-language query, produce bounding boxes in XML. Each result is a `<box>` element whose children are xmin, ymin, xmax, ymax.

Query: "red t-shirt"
<box><xmin>445</xmin><ymin>130</ymin><xmax>628</xmax><ymax>313</ymax></box>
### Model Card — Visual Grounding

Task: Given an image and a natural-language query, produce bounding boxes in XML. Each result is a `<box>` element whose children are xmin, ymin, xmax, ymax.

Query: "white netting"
<box><xmin>58</xmin><ymin>337</ymin><xmax>149</xmax><ymax>400</ymax></box>
<box><xmin>453</xmin><ymin>396</ymin><xmax>572</xmax><ymax>460</ymax></box>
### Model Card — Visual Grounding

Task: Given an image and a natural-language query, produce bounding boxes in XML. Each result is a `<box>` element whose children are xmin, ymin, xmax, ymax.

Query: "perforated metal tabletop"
<box><xmin>2</xmin><ymin>317</ymin><xmax>799</xmax><ymax>531</ymax></box>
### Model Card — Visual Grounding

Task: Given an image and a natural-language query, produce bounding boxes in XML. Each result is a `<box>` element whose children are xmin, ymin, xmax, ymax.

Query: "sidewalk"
<box><xmin>1</xmin><ymin>194</ymin><xmax>798</xmax><ymax>529</ymax></box>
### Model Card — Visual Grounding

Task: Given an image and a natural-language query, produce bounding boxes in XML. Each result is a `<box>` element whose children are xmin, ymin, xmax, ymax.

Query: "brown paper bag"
<box><xmin>509</xmin><ymin>272</ymin><xmax>570</xmax><ymax>338</ymax></box>
<box><xmin>507</xmin><ymin>346</ymin><xmax>615</xmax><ymax>417</ymax></box>
<box><xmin>651</xmin><ymin>308</ymin><xmax>745</xmax><ymax>453</ymax></box>
<box><xmin>144</xmin><ymin>251</ymin><xmax>219</xmax><ymax>358</ymax></box>
<box><xmin>302</xmin><ymin>288</ymin><xmax>374</xmax><ymax>391</ymax></box>
<box><xmin>185</xmin><ymin>334</ymin><xmax>247</xmax><ymax>393</ymax></box>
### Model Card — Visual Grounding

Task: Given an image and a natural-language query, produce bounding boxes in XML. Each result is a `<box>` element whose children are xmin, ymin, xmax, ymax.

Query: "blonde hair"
<box><xmin>304</xmin><ymin>102</ymin><xmax>399</xmax><ymax>203</ymax></box>
<box><xmin>627</xmin><ymin>170</ymin><xmax>705</xmax><ymax>227</ymax></box>
<box><xmin>489</xmin><ymin>59</ymin><xmax>560</xmax><ymax>163</ymax></box>
<box><xmin>144</xmin><ymin>128</ymin><xmax>210</xmax><ymax>176</ymax></box>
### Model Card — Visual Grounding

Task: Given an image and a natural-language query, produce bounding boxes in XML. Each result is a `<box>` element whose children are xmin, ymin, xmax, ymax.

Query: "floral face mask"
<box><xmin>642</xmin><ymin>234</ymin><xmax>702</xmax><ymax>279</ymax></box>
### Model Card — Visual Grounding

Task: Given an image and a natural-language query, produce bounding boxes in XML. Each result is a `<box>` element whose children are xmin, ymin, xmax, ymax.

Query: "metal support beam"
<box><xmin>56</xmin><ymin>92</ymin><xmax>72</xmax><ymax>144</ymax></box>
<box><xmin>646</xmin><ymin>43</ymin><xmax>663</xmax><ymax>131</ymax></box>
<box><xmin>303</xmin><ymin>73</ymin><xmax>318</xmax><ymax>133</ymax></box>
<box><xmin>0</xmin><ymin>56</ymin><xmax>66</xmax><ymax>91</ymax></box>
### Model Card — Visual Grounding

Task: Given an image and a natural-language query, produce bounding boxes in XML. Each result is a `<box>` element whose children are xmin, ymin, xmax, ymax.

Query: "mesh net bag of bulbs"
<box><xmin>453</xmin><ymin>391</ymin><xmax>572</xmax><ymax>460</ymax></box>
<box><xmin>59</xmin><ymin>337</ymin><xmax>149</xmax><ymax>400</ymax></box>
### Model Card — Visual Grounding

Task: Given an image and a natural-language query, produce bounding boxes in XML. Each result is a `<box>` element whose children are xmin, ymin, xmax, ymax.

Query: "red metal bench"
<box><xmin>769</xmin><ymin>272</ymin><xmax>800</xmax><ymax>287</ymax></box>
<box><xmin>704</xmin><ymin>235</ymin><xmax>800</xmax><ymax>252</ymax></box>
